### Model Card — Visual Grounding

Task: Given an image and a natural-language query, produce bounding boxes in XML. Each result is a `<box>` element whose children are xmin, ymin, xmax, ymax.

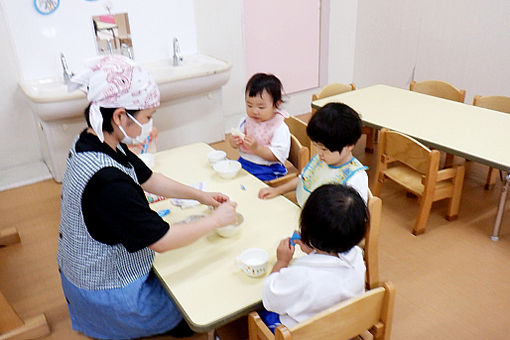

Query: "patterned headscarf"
<box><xmin>68</xmin><ymin>55</ymin><xmax>160</xmax><ymax>142</ymax></box>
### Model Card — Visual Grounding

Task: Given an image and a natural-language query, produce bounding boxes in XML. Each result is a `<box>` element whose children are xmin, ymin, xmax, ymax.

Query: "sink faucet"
<box><xmin>60</xmin><ymin>53</ymin><xmax>74</xmax><ymax>84</ymax></box>
<box><xmin>173</xmin><ymin>37</ymin><xmax>183</xmax><ymax>66</ymax></box>
<box><xmin>121</xmin><ymin>43</ymin><xmax>134</xmax><ymax>60</ymax></box>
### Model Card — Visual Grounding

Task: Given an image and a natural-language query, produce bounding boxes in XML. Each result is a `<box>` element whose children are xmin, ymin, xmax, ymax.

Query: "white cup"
<box><xmin>236</xmin><ymin>248</ymin><xmax>268</xmax><ymax>277</ymax></box>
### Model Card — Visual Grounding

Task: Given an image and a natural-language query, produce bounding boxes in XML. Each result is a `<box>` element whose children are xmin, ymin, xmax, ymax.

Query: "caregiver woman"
<box><xmin>56</xmin><ymin>55</ymin><xmax>236</xmax><ymax>339</ymax></box>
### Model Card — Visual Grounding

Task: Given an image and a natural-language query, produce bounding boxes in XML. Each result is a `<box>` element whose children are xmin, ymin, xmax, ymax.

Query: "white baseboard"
<box><xmin>0</xmin><ymin>161</ymin><xmax>52</xmax><ymax>192</ymax></box>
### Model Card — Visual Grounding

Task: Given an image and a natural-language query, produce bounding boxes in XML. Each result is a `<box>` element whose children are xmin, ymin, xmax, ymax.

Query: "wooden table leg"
<box><xmin>0</xmin><ymin>228</ymin><xmax>20</xmax><ymax>247</ymax></box>
<box><xmin>0</xmin><ymin>290</ymin><xmax>50</xmax><ymax>339</ymax></box>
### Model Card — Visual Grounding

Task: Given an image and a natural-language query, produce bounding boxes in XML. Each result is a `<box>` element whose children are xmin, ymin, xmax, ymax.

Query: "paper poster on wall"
<box><xmin>243</xmin><ymin>0</ymin><xmax>320</xmax><ymax>94</ymax></box>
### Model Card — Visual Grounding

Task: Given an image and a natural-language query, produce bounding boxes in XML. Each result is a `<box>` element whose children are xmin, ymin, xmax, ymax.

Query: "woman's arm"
<box><xmin>141</xmin><ymin>172</ymin><xmax>229</xmax><ymax>207</ymax></box>
<box><xmin>149</xmin><ymin>201</ymin><xmax>236</xmax><ymax>252</ymax></box>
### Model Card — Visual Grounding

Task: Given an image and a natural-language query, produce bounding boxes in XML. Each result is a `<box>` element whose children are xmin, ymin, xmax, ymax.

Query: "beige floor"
<box><xmin>2</xmin><ymin>128</ymin><xmax>510</xmax><ymax>339</ymax></box>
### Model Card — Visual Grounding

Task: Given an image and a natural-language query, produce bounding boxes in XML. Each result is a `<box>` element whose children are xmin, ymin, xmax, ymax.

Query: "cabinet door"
<box><xmin>243</xmin><ymin>0</ymin><xmax>321</xmax><ymax>94</ymax></box>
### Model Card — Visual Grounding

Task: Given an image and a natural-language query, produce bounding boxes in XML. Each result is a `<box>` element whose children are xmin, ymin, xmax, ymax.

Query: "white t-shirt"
<box><xmin>296</xmin><ymin>155</ymin><xmax>368</xmax><ymax>207</ymax></box>
<box><xmin>237</xmin><ymin>118</ymin><xmax>290</xmax><ymax>166</ymax></box>
<box><xmin>262</xmin><ymin>246</ymin><xmax>366</xmax><ymax>328</ymax></box>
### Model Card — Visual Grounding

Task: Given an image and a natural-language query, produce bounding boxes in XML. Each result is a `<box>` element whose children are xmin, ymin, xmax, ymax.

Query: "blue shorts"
<box><xmin>60</xmin><ymin>271</ymin><xmax>183</xmax><ymax>339</ymax></box>
<box><xmin>259</xmin><ymin>309</ymin><xmax>282</xmax><ymax>334</ymax></box>
<box><xmin>238</xmin><ymin>157</ymin><xmax>287</xmax><ymax>181</ymax></box>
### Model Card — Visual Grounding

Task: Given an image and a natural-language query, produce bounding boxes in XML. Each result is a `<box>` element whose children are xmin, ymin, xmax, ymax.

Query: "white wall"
<box><xmin>194</xmin><ymin>0</ymin><xmax>358</xmax><ymax>130</ymax></box>
<box><xmin>0</xmin><ymin>0</ymin><xmax>358</xmax><ymax>175</ymax></box>
<box><xmin>0</xmin><ymin>3</ymin><xmax>41</xmax><ymax>170</ymax></box>
<box><xmin>2</xmin><ymin>0</ymin><xmax>198</xmax><ymax>81</ymax></box>
<box><xmin>353</xmin><ymin>0</ymin><xmax>510</xmax><ymax>103</ymax></box>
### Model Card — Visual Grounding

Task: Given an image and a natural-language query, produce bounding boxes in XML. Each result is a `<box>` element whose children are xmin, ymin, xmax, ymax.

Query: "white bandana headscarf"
<box><xmin>68</xmin><ymin>55</ymin><xmax>160</xmax><ymax>142</ymax></box>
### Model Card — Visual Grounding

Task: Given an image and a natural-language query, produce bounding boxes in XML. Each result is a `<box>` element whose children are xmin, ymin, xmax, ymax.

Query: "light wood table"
<box><xmin>312</xmin><ymin>84</ymin><xmax>510</xmax><ymax>240</ymax></box>
<box><xmin>150</xmin><ymin>143</ymin><xmax>301</xmax><ymax>335</ymax></box>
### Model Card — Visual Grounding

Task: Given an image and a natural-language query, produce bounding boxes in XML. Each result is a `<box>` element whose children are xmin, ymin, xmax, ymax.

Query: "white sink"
<box><xmin>20</xmin><ymin>54</ymin><xmax>232</xmax><ymax>182</ymax></box>
<box><xmin>20</xmin><ymin>54</ymin><xmax>232</xmax><ymax>121</ymax></box>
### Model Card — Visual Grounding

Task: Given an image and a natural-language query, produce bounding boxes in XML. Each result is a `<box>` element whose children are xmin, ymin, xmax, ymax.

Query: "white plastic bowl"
<box><xmin>207</xmin><ymin>150</ymin><xmax>226</xmax><ymax>166</ymax></box>
<box><xmin>216</xmin><ymin>213</ymin><xmax>244</xmax><ymax>238</ymax></box>
<box><xmin>213</xmin><ymin>160</ymin><xmax>241</xmax><ymax>179</ymax></box>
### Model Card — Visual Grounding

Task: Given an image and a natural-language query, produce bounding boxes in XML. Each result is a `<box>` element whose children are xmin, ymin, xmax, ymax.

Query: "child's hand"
<box><xmin>276</xmin><ymin>237</ymin><xmax>295</xmax><ymax>264</ymax></box>
<box><xmin>294</xmin><ymin>239</ymin><xmax>314</xmax><ymax>254</ymax></box>
<box><xmin>242</xmin><ymin>135</ymin><xmax>259</xmax><ymax>153</ymax></box>
<box><xmin>258</xmin><ymin>187</ymin><xmax>279</xmax><ymax>200</ymax></box>
<box><xmin>229</xmin><ymin>134</ymin><xmax>243</xmax><ymax>149</ymax></box>
<box><xmin>211</xmin><ymin>201</ymin><xmax>237</xmax><ymax>228</ymax></box>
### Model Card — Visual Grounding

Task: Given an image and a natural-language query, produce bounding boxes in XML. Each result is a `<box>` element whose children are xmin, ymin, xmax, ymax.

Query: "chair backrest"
<box><xmin>284</xmin><ymin>116</ymin><xmax>311</xmax><ymax>157</ymax></box>
<box><xmin>378</xmin><ymin>128</ymin><xmax>439</xmax><ymax>175</ymax></box>
<box><xmin>265</xmin><ymin>134</ymin><xmax>309</xmax><ymax>187</ymax></box>
<box><xmin>410</xmin><ymin>80</ymin><xmax>466</xmax><ymax>103</ymax></box>
<box><xmin>311</xmin><ymin>83</ymin><xmax>356</xmax><ymax>114</ymax></box>
<box><xmin>365</xmin><ymin>192</ymin><xmax>381</xmax><ymax>290</ymax></box>
<box><xmin>248</xmin><ymin>281</ymin><xmax>395</xmax><ymax>340</ymax></box>
<box><xmin>473</xmin><ymin>95</ymin><xmax>510</xmax><ymax>114</ymax></box>
<box><xmin>288</xmin><ymin>134</ymin><xmax>309</xmax><ymax>174</ymax></box>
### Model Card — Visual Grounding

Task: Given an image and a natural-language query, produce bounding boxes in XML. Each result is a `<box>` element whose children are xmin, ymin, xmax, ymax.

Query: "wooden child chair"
<box><xmin>311</xmin><ymin>83</ymin><xmax>375</xmax><ymax>153</ymax></box>
<box><xmin>410</xmin><ymin>80</ymin><xmax>466</xmax><ymax>167</ymax></box>
<box><xmin>472</xmin><ymin>95</ymin><xmax>510</xmax><ymax>190</ymax></box>
<box><xmin>248</xmin><ymin>281</ymin><xmax>395</xmax><ymax>340</ymax></box>
<box><xmin>265</xmin><ymin>134</ymin><xmax>309</xmax><ymax>188</ymax></box>
<box><xmin>284</xmin><ymin>116</ymin><xmax>311</xmax><ymax>159</ymax></box>
<box><xmin>364</xmin><ymin>192</ymin><xmax>381</xmax><ymax>290</ymax></box>
<box><xmin>409</xmin><ymin>80</ymin><xmax>466</xmax><ymax>103</ymax></box>
<box><xmin>372</xmin><ymin>128</ymin><xmax>465</xmax><ymax>235</ymax></box>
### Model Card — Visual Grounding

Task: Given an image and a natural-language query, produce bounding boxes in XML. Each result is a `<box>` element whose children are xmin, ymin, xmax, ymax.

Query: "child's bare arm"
<box><xmin>258</xmin><ymin>177</ymin><xmax>299</xmax><ymax>200</ymax></box>
<box><xmin>270</xmin><ymin>238</ymin><xmax>295</xmax><ymax>273</ymax></box>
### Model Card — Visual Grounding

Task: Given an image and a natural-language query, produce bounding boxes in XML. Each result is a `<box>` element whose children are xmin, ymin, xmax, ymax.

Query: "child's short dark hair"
<box><xmin>245</xmin><ymin>73</ymin><xmax>284</xmax><ymax>107</ymax></box>
<box><xmin>306</xmin><ymin>102</ymin><xmax>362</xmax><ymax>152</ymax></box>
<box><xmin>84</xmin><ymin>105</ymin><xmax>139</xmax><ymax>133</ymax></box>
<box><xmin>300</xmin><ymin>184</ymin><xmax>368</xmax><ymax>253</ymax></box>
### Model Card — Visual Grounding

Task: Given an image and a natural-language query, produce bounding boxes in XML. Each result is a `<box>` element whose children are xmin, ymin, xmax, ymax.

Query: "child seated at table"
<box><xmin>229</xmin><ymin>73</ymin><xmax>291</xmax><ymax>181</ymax></box>
<box><xmin>260</xmin><ymin>184</ymin><xmax>368</xmax><ymax>332</ymax></box>
<box><xmin>258</xmin><ymin>102</ymin><xmax>368</xmax><ymax>206</ymax></box>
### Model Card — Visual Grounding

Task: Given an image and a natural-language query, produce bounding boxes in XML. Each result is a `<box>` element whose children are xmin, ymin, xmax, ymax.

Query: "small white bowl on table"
<box><xmin>213</xmin><ymin>160</ymin><xmax>242</xmax><ymax>179</ymax></box>
<box><xmin>215</xmin><ymin>212</ymin><xmax>244</xmax><ymax>238</ymax></box>
<box><xmin>207</xmin><ymin>150</ymin><xmax>227</xmax><ymax>166</ymax></box>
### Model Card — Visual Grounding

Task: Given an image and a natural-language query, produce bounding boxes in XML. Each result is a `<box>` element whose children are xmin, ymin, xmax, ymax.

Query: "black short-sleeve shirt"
<box><xmin>77</xmin><ymin>130</ymin><xmax>169</xmax><ymax>253</ymax></box>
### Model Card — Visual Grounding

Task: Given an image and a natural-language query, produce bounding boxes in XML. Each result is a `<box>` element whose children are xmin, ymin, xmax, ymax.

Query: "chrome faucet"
<box><xmin>121</xmin><ymin>43</ymin><xmax>134</xmax><ymax>60</ymax></box>
<box><xmin>106</xmin><ymin>39</ymin><xmax>114</xmax><ymax>54</ymax></box>
<box><xmin>60</xmin><ymin>53</ymin><xmax>74</xmax><ymax>84</ymax></box>
<box><xmin>172</xmin><ymin>37</ymin><xmax>183</xmax><ymax>66</ymax></box>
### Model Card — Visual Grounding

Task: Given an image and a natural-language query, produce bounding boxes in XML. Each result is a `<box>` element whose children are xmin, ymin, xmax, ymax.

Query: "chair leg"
<box><xmin>447</xmin><ymin>166</ymin><xmax>465</xmax><ymax>220</ymax></box>
<box><xmin>444</xmin><ymin>153</ymin><xmax>454</xmax><ymax>168</ymax></box>
<box><xmin>485</xmin><ymin>167</ymin><xmax>498</xmax><ymax>190</ymax></box>
<box><xmin>413</xmin><ymin>195</ymin><xmax>433</xmax><ymax>235</ymax></box>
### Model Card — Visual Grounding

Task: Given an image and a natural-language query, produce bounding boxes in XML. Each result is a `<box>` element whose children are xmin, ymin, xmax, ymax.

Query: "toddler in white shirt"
<box><xmin>261</xmin><ymin>184</ymin><xmax>368</xmax><ymax>331</ymax></box>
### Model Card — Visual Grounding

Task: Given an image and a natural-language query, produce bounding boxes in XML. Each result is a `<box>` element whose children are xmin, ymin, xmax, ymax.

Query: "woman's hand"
<box><xmin>199</xmin><ymin>192</ymin><xmax>230</xmax><ymax>208</ymax></box>
<box><xmin>258</xmin><ymin>187</ymin><xmax>279</xmax><ymax>200</ymax></box>
<box><xmin>229</xmin><ymin>135</ymin><xmax>243</xmax><ymax>149</ymax></box>
<box><xmin>211</xmin><ymin>201</ymin><xmax>237</xmax><ymax>227</ymax></box>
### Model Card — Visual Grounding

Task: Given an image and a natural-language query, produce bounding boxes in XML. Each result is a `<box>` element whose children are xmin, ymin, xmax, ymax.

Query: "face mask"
<box><xmin>118</xmin><ymin>112</ymin><xmax>153</xmax><ymax>145</ymax></box>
